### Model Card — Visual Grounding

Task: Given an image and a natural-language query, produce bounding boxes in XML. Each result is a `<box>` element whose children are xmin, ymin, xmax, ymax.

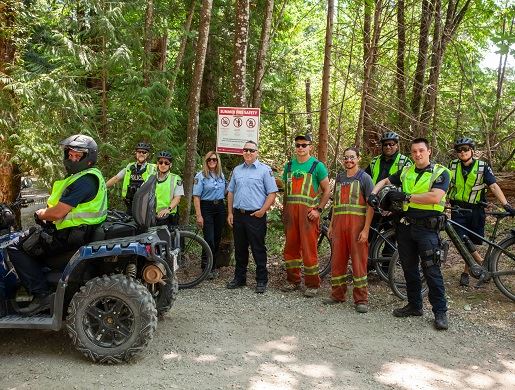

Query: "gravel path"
<box><xmin>1</xmin><ymin>276</ymin><xmax>513</xmax><ymax>390</ymax></box>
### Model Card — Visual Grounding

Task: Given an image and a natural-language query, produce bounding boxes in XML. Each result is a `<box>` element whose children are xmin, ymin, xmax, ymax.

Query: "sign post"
<box><xmin>217</xmin><ymin>107</ymin><xmax>260</xmax><ymax>154</ymax></box>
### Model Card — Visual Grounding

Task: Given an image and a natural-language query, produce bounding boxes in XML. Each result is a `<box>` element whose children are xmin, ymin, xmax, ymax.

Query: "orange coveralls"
<box><xmin>330</xmin><ymin>175</ymin><xmax>368</xmax><ymax>303</ymax></box>
<box><xmin>283</xmin><ymin>161</ymin><xmax>321</xmax><ymax>288</ymax></box>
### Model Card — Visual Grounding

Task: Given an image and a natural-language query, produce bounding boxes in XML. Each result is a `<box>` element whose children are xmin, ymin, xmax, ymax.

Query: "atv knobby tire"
<box><xmin>66</xmin><ymin>274</ymin><xmax>157</xmax><ymax>364</ymax></box>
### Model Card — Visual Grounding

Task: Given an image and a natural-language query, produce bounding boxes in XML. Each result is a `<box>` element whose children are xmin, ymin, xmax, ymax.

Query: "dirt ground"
<box><xmin>1</xmin><ymin>260</ymin><xmax>514</xmax><ymax>390</ymax></box>
<box><xmin>2</xmin><ymin>187</ymin><xmax>513</xmax><ymax>389</ymax></box>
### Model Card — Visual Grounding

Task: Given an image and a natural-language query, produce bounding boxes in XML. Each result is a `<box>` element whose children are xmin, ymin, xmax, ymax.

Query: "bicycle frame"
<box><xmin>445</xmin><ymin>218</ymin><xmax>515</xmax><ymax>281</ymax></box>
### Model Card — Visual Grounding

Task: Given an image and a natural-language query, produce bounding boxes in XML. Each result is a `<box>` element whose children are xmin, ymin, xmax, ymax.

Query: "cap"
<box><xmin>294</xmin><ymin>134</ymin><xmax>312</xmax><ymax>142</ymax></box>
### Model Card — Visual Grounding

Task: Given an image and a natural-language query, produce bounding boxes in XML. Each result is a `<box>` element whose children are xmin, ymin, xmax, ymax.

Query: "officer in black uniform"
<box><xmin>368</xmin><ymin>137</ymin><xmax>450</xmax><ymax>330</ymax></box>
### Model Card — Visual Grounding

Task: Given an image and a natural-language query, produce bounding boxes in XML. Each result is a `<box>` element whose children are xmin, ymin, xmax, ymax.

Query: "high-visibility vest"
<box><xmin>121</xmin><ymin>162</ymin><xmax>156</xmax><ymax>198</ymax></box>
<box><xmin>448</xmin><ymin>159</ymin><xmax>486</xmax><ymax>204</ymax></box>
<box><xmin>285</xmin><ymin>160</ymin><xmax>319</xmax><ymax>207</ymax></box>
<box><xmin>156</xmin><ymin>173</ymin><xmax>180</xmax><ymax>214</ymax></box>
<box><xmin>400</xmin><ymin>164</ymin><xmax>449</xmax><ymax>212</ymax></box>
<box><xmin>47</xmin><ymin>168</ymin><xmax>108</xmax><ymax>230</ymax></box>
<box><xmin>369</xmin><ymin>153</ymin><xmax>410</xmax><ymax>184</ymax></box>
<box><xmin>333</xmin><ymin>170</ymin><xmax>367</xmax><ymax>216</ymax></box>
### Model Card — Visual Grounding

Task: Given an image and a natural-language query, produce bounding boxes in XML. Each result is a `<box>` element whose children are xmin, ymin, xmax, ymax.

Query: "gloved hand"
<box><xmin>367</xmin><ymin>193</ymin><xmax>379</xmax><ymax>208</ymax></box>
<box><xmin>504</xmin><ymin>203</ymin><xmax>515</xmax><ymax>216</ymax></box>
<box><xmin>387</xmin><ymin>191</ymin><xmax>409</xmax><ymax>202</ymax></box>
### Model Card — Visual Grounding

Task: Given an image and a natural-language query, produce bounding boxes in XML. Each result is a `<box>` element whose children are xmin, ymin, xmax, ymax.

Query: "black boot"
<box><xmin>18</xmin><ymin>294</ymin><xmax>51</xmax><ymax>315</ymax></box>
<box><xmin>434</xmin><ymin>312</ymin><xmax>449</xmax><ymax>330</ymax></box>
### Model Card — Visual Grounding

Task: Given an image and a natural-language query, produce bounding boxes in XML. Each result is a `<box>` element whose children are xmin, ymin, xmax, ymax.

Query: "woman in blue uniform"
<box><xmin>193</xmin><ymin>151</ymin><xmax>227</xmax><ymax>278</ymax></box>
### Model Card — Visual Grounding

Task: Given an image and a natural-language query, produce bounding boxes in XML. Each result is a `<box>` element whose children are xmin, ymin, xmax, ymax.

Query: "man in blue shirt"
<box><xmin>226</xmin><ymin>140</ymin><xmax>278</xmax><ymax>293</ymax></box>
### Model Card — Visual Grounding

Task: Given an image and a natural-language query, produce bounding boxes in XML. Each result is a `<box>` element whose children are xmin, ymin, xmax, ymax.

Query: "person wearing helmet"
<box><xmin>106</xmin><ymin>141</ymin><xmax>156</xmax><ymax>215</ymax></box>
<box><xmin>5</xmin><ymin>134</ymin><xmax>107</xmax><ymax>315</ymax></box>
<box><xmin>368</xmin><ymin>138</ymin><xmax>451</xmax><ymax>331</ymax></box>
<box><xmin>365</xmin><ymin>132</ymin><xmax>411</xmax><ymax>185</ymax></box>
<box><xmin>324</xmin><ymin>147</ymin><xmax>374</xmax><ymax>313</ymax></box>
<box><xmin>154</xmin><ymin>151</ymin><xmax>184</xmax><ymax>227</ymax></box>
<box><xmin>449</xmin><ymin>137</ymin><xmax>514</xmax><ymax>287</ymax></box>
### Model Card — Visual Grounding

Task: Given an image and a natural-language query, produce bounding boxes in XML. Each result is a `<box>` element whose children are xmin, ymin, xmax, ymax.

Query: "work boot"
<box><xmin>459</xmin><ymin>272</ymin><xmax>469</xmax><ymax>287</ymax></box>
<box><xmin>322</xmin><ymin>297</ymin><xmax>343</xmax><ymax>305</ymax></box>
<box><xmin>303</xmin><ymin>288</ymin><xmax>318</xmax><ymax>298</ymax></box>
<box><xmin>392</xmin><ymin>303</ymin><xmax>423</xmax><ymax>317</ymax></box>
<box><xmin>434</xmin><ymin>312</ymin><xmax>449</xmax><ymax>330</ymax></box>
<box><xmin>226</xmin><ymin>279</ymin><xmax>246</xmax><ymax>289</ymax></box>
<box><xmin>280</xmin><ymin>282</ymin><xmax>300</xmax><ymax>293</ymax></box>
<box><xmin>255</xmin><ymin>282</ymin><xmax>267</xmax><ymax>294</ymax></box>
<box><xmin>355</xmin><ymin>304</ymin><xmax>369</xmax><ymax>313</ymax></box>
<box><xmin>18</xmin><ymin>294</ymin><xmax>51</xmax><ymax>315</ymax></box>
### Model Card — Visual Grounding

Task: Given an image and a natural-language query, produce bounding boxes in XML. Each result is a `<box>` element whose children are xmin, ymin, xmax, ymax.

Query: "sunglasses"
<box><xmin>343</xmin><ymin>156</ymin><xmax>357</xmax><ymax>161</ymax></box>
<box><xmin>242</xmin><ymin>148</ymin><xmax>257</xmax><ymax>153</ymax></box>
<box><xmin>455</xmin><ymin>146</ymin><xmax>471</xmax><ymax>153</ymax></box>
<box><xmin>295</xmin><ymin>143</ymin><xmax>311</xmax><ymax>148</ymax></box>
<box><xmin>158</xmin><ymin>160</ymin><xmax>170</xmax><ymax>166</ymax></box>
<box><xmin>382</xmin><ymin>142</ymin><xmax>397</xmax><ymax>147</ymax></box>
<box><xmin>136</xmin><ymin>150</ymin><xmax>148</xmax><ymax>154</ymax></box>
<box><xmin>206</xmin><ymin>157</ymin><xmax>218</xmax><ymax>162</ymax></box>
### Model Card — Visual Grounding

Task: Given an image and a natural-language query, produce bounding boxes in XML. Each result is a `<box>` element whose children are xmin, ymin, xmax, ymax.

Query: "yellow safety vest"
<box><xmin>400</xmin><ymin>164</ymin><xmax>449</xmax><ymax>212</ymax></box>
<box><xmin>369</xmin><ymin>153</ymin><xmax>410</xmax><ymax>184</ymax></box>
<box><xmin>47</xmin><ymin>168</ymin><xmax>107</xmax><ymax>230</ymax></box>
<box><xmin>448</xmin><ymin>159</ymin><xmax>486</xmax><ymax>204</ymax></box>
<box><xmin>155</xmin><ymin>173</ymin><xmax>180</xmax><ymax>214</ymax></box>
<box><xmin>121</xmin><ymin>162</ymin><xmax>156</xmax><ymax>198</ymax></box>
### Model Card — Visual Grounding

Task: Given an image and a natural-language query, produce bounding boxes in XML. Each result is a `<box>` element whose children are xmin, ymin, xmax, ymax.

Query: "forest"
<box><xmin>1</xmin><ymin>0</ymin><xmax>514</xmax><ymax>218</ymax></box>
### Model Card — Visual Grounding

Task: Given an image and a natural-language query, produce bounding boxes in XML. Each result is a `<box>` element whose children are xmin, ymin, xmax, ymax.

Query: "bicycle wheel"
<box><xmin>370</xmin><ymin>228</ymin><xmax>396</xmax><ymax>282</ymax></box>
<box><xmin>490</xmin><ymin>234</ymin><xmax>515</xmax><ymax>301</ymax></box>
<box><xmin>176</xmin><ymin>230</ymin><xmax>213</xmax><ymax>289</ymax></box>
<box><xmin>388</xmin><ymin>251</ymin><xmax>429</xmax><ymax>300</ymax></box>
<box><xmin>317</xmin><ymin>229</ymin><xmax>332</xmax><ymax>278</ymax></box>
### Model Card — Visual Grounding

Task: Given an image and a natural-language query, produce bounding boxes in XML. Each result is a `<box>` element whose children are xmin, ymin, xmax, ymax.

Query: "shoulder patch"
<box><xmin>194</xmin><ymin>178</ymin><xmax>198</xmax><ymax>185</ymax></box>
<box><xmin>177</xmin><ymin>180</ymin><xmax>183</xmax><ymax>186</ymax></box>
<box><xmin>269</xmin><ymin>170</ymin><xmax>274</xmax><ymax>177</ymax></box>
<box><xmin>435</xmin><ymin>175</ymin><xmax>444</xmax><ymax>184</ymax></box>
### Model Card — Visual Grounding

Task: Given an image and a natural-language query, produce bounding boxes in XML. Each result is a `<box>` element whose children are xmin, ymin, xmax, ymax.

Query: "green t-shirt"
<box><xmin>282</xmin><ymin>156</ymin><xmax>328</xmax><ymax>193</ymax></box>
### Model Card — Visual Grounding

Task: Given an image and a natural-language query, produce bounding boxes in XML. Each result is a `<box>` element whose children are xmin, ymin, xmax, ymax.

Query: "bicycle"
<box><xmin>388</xmin><ymin>206</ymin><xmax>514</xmax><ymax>301</ymax></box>
<box><xmin>170</xmin><ymin>226</ymin><xmax>214</xmax><ymax>289</ymax></box>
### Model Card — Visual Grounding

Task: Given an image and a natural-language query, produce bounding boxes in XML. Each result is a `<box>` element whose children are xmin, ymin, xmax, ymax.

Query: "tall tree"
<box><xmin>251</xmin><ymin>0</ymin><xmax>274</xmax><ymax>108</ymax></box>
<box><xmin>232</xmin><ymin>0</ymin><xmax>250</xmax><ymax>106</ymax></box>
<box><xmin>181</xmin><ymin>0</ymin><xmax>214</xmax><ymax>223</ymax></box>
<box><xmin>395</xmin><ymin>0</ymin><xmax>408</xmax><ymax>132</ymax></box>
<box><xmin>143</xmin><ymin>0</ymin><xmax>154</xmax><ymax>87</ymax></box>
<box><xmin>318</xmin><ymin>0</ymin><xmax>334</xmax><ymax>163</ymax></box>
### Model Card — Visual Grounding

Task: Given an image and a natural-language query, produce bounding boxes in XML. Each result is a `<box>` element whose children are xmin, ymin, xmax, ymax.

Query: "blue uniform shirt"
<box><xmin>228</xmin><ymin>160</ymin><xmax>278</xmax><ymax>210</ymax></box>
<box><xmin>192</xmin><ymin>171</ymin><xmax>226</xmax><ymax>201</ymax></box>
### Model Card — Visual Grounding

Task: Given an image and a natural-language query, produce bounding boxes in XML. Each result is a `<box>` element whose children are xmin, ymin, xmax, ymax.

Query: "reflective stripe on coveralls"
<box><xmin>330</xmin><ymin>172</ymin><xmax>368</xmax><ymax>304</ymax></box>
<box><xmin>47</xmin><ymin>168</ymin><xmax>108</xmax><ymax>230</ymax></box>
<box><xmin>283</xmin><ymin>160</ymin><xmax>321</xmax><ymax>288</ymax></box>
<box><xmin>448</xmin><ymin>159</ymin><xmax>486</xmax><ymax>204</ymax></box>
<box><xmin>400</xmin><ymin>164</ymin><xmax>449</xmax><ymax>212</ymax></box>
<box><xmin>369</xmin><ymin>153</ymin><xmax>409</xmax><ymax>184</ymax></box>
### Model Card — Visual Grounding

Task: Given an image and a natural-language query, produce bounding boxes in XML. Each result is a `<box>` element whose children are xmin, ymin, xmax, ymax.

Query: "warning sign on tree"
<box><xmin>217</xmin><ymin>107</ymin><xmax>260</xmax><ymax>154</ymax></box>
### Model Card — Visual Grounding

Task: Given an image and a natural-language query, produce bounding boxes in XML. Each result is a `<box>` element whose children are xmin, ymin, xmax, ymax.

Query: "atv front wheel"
<box><xmin>66</xmin><ymin>274</ymin><xmax>157</xmax><ymax>364</ymax></box>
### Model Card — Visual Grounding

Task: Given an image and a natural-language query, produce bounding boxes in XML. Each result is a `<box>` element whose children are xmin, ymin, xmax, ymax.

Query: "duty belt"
<box><xmin>201</xmin><ymin>199</ymin><xmax>224</xmax><ymax>205</ymax></box>
<box><xmin>234</xmin><ymin>208</ymin><xmax>259</xmax><ymax>215</ymax></box>
<box><xmin>398</xmin><ymin>215</ymin><xmax>445</xmax><ymax>230</ymax></box>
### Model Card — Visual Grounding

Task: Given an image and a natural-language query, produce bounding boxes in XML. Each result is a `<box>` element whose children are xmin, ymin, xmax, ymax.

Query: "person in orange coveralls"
<box><xmin>281</xmin><ymin>134</ymin><xmax>331</xmax><ymax>297</ymax></box>
<box><xmin>325</xmin><ymin>147</ymin><xmax>374</xmax><ymax>313</ymax></box>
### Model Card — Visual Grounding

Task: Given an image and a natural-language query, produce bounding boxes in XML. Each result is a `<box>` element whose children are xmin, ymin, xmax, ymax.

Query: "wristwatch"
<box><xmin>168</xmin><ymin>206</ymin><xmax>173</xmax><ymax>211</ymax></box>
<box><xmin>405</xmin><ymin>194</ymin><xmax>412</xmax><ymax>202</ymax></box>
<box><xmin>316</xmin><ymin>207</ymin><xmax>323</xmax><ymax>213</ymax></box>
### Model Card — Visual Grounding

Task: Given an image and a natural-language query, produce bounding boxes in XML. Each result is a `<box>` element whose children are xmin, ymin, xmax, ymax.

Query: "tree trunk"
<box><xmin>180</xmin><ymin>0</ymin><xmax>213</xmax><ymax>225</ymax></box>
<box><xmin>395</xmin><ymin>0</ymin><xmax>408</xmax><ymax>132</ymax></box>
<box><xmin>410</xmin><ymin>0</ymin><xmax>434</xmax><ymax>134</ymax></box>
<box><xmin>232</xmin><ymin>0</ymin><xmax>250</xmax><ymax>107</ymax></box>
<box><xmin>168</xmin><ymin>0</ymin><xmax>196</xmax><ymax>101</ymax></box>
<box><xmin>318</xmin><ymin>0</ymin><xmax>334</xmax><ymax>164</ymax></box>
<box><xmin>251</xmin><ymin>0</ymin><xmax>274</xmax><ymax>108</ymax></box>
<box><xmin>143</xmin><ymin>0</ymin><xmax>154</xmax><ymax>87</ymax></box>
<box><xmin>305</xmin><ymin>79</ymin><xmax>313</xmax><ymax>134</ymax></box>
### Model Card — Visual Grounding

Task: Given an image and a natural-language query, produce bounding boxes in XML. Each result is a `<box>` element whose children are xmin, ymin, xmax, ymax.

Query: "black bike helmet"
<box><xmin>135</xmin><ymin>142</ymin><xmax>151</xmax><ymax>152</ymax></box>
<box><xmin>157</xmin><ymin>150</ymin><xmax>172</xmax><ymax>162</ymax></box>
<box><xmin>60</xmin><ymin>134</ymin><xmax>98</xmax><ymax>175</ymax></box>
<box><xmin>381</xmin><ymin>132</ymin><xmax>400</xmax><ymax>143</ymax></box>
<box><xmin>377</xmin><ymin>185</ymin><xmax>404</xmax><ymax>213</ymax></box>
<box><xmin>0</xmin><ymin>205</ymin><xmax>15</xmax><ymax>230</ymax></box>
<box><xmin>454</xmin><ymin>137</ymin><xmax>475</xmax><ymax>150</ymax></box>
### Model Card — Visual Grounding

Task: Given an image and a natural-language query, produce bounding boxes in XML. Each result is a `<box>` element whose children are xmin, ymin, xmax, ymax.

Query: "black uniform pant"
<box><xmin>200</xmin><ymin>200</ymin><xmax>226</xmax><ymax>270</ymax></box>
<box><xmin>233</xmin><ymin>210</ymin><xmax>268</xmax><ymax>284</ymax></box>
<box><xmin>395</xmin><ymin>223</ymin><xmax>447</xmax><ymax>314</ymax></box>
